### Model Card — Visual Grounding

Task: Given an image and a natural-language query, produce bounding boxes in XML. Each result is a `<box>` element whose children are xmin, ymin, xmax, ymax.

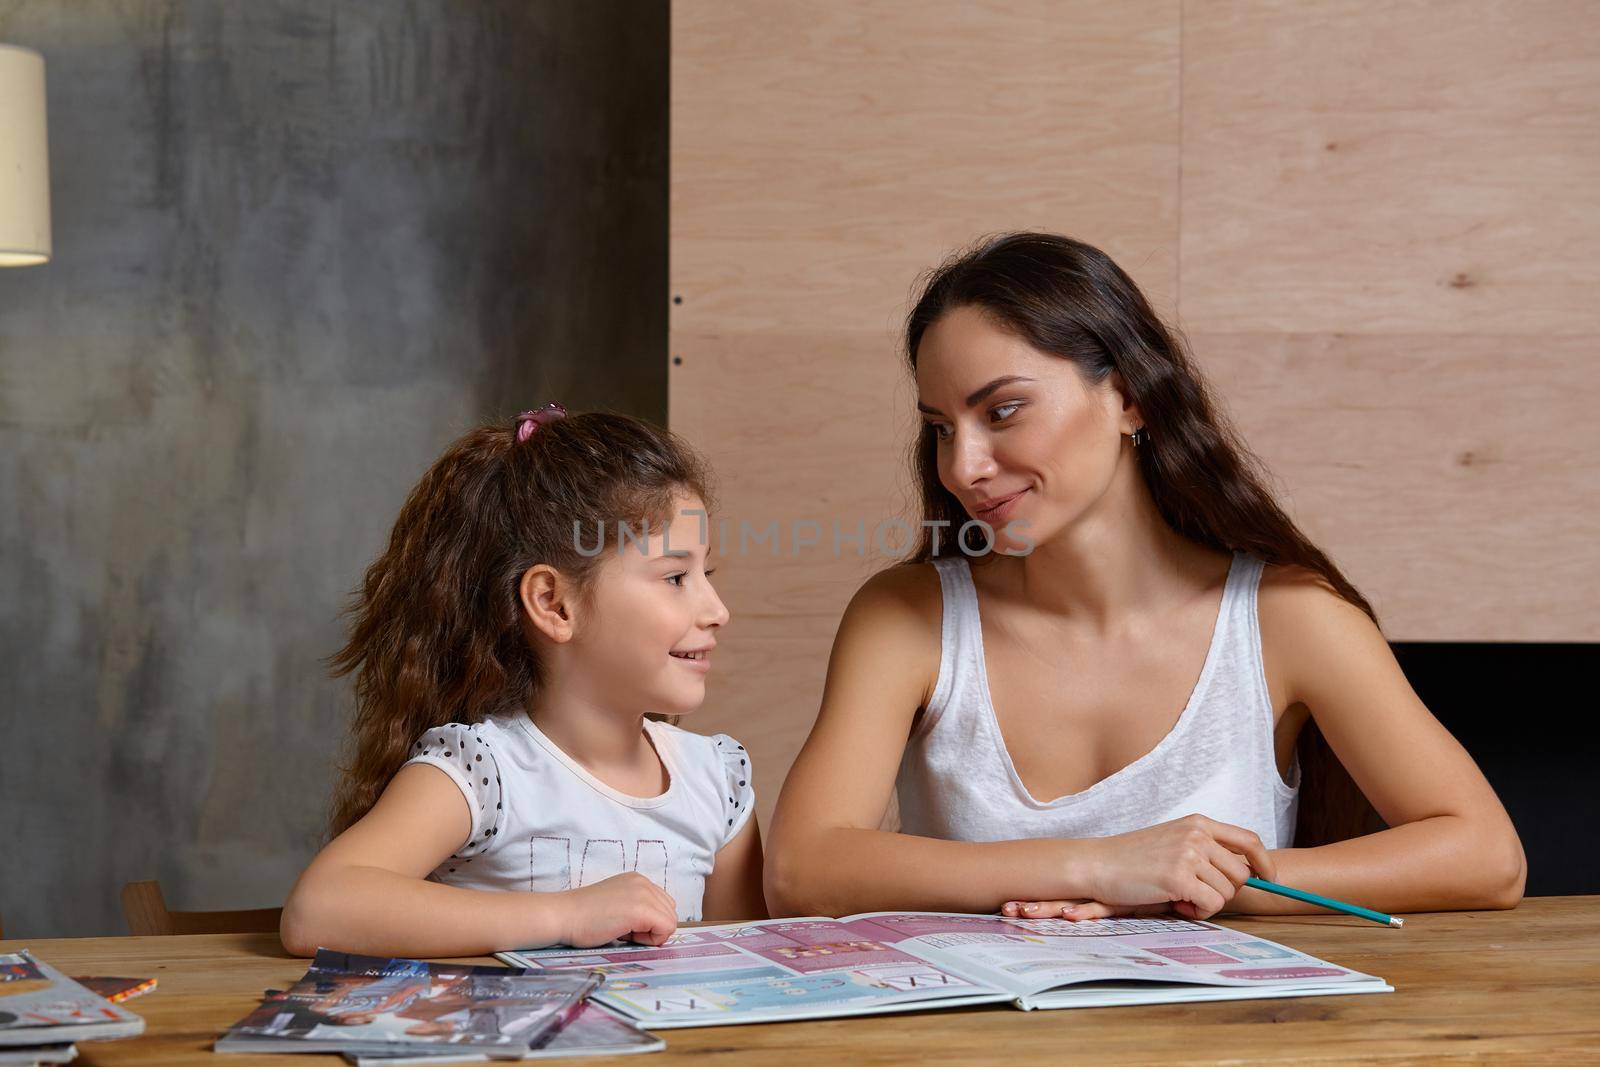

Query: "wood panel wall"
<box><xmin>669</xmin><ymin>0</ymin><xmax>1600</xmax><ymax>833</ymax></box>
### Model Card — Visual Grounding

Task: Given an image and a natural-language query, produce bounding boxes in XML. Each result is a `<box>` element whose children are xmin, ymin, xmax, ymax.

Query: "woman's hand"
<box><xmin>1000</xmin><ymin>814</ymin><xmax>1276</xmax><ymax>922</ymax></box>
<box><xmin>555</xmin><ymin>872</ymin><xmax>679</xmax><ymax>948</ymax></box>
<box><xmin>1000</xmin><ymin>899</ymin><xmax>1168</xmax><ymax>921</ymax></box>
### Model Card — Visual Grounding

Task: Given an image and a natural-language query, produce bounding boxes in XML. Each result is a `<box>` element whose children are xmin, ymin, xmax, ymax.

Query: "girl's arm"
<box><xmin>279</xmin><ymin>763</ymin><xmax>677</xmax><ymax>957</ymax></box>
<box><xmin>1235</xmin><ymin>569</ymin><xmax>1526</xmax><ymax>913</ymax></box>
<box><xmin>700</xmin><ymin>815</ymin><xmax>767</xmax><ymax>920</ymax></box>
<box><xmin>765</xmin><ymin>566</ymin><xmax>1274</xmax><ymax>919</ymax></box>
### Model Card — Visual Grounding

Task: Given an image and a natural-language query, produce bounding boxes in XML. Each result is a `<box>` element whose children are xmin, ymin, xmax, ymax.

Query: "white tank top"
<box><xmin>895</xmin><ymin>551</ymin><xmax>1300</xmax><ymax>848</ymax></box>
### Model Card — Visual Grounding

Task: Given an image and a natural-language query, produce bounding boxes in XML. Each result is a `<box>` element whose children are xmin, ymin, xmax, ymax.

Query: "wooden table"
<box><xmin>5</xmin><ymin>897</ymin><xmax>1597</xmax><ymax>1064</ymax></box>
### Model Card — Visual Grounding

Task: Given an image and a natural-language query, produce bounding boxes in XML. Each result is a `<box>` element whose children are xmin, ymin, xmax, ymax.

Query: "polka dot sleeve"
<box><xmin>713</xmin><ymin>733</ymin><xmax>755</xmax><ymax>849</ymax></box>
<box><xmin>403</xmin><ymin>722</ymin><xmax>504</xmax><ymax>858</ymax></box>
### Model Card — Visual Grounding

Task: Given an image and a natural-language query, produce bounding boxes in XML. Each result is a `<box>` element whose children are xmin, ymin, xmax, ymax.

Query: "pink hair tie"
<box><xmin>515</xmin><ymin>402</ymin><xmax>567</xmax><ymax>442</ymax></box>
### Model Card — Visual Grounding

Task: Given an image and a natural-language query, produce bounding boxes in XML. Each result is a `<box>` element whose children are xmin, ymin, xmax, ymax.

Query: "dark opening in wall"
<box><xmin>1390</xmin><ymin>643</ymin><xmax>1597</xmax><ymax>897</ymax></box>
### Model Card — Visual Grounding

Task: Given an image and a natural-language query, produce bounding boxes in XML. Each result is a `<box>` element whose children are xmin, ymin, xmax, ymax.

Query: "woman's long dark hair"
<box><xmin>904</xmin><ymin>232</ymin><xmax>1382</xmax><ymax>847</ymax></box>
<box><xmin>326</xmin><ymin>411</ymin><xmax>712</xmax><ymax>836</ymax></box>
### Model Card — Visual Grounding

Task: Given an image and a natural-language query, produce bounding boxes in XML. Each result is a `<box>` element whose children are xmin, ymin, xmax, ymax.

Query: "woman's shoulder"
<box><xmin>845</xmin><ymin>558</ymin><xmax>944</xmax><ymax>626</ymax></box>
<box><xmin>1256</xmin><ymin>560</ymin><xmax>1374</xmax><ymax>632</ymax></box>
<box><xmin>1255</xmin><ymin>559</ymin><xmax>1385</xmax><ymax>706</ymax></box>
<box><xmin>818</xmin><ymin>560</ymin><xmax>946</xmax><ymax>715</ymax></box>
<box><xmin>835</xmin><ymin>560</ymin><xmax>946</xmax><ymax>663</ymax></box>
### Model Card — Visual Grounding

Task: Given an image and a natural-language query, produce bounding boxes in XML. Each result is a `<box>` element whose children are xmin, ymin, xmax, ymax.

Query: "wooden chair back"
<box><xmin>120</xmin><ymin>881</ymin><xmax>282</xmax><ymax>936</ymax></box>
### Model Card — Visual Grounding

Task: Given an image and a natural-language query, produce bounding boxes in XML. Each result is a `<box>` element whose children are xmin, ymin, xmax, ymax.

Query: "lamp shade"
<box><xmin>0</xmin><ymin>44</ymin><xmax>50</xmax><ymax>267</ymax></box>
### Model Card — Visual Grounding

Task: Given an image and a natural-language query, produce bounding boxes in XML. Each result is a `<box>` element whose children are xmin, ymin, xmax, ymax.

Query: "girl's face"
<box><xmin>914</xmin><ymin>305</ymin><xmax>1132</xmax><ymax>553</ymax></box>
<box><xmin>574</xmin><ymin>492</ymin><xmax>729</xmax><ymax>716</ymax></box>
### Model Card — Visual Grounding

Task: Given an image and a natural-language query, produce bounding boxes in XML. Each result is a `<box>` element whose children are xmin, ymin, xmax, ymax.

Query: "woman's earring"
<box><xmin>1129</xmin><ymin>427</ymin><xmax>1148</xmax><ymax>448</ymax></box>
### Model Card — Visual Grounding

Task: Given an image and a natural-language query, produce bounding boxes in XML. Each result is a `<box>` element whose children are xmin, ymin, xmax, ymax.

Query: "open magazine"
<box><xmin>498</xmin><ymin>912</ymin><xmax>1391</xmax><ymax>1028</ymax></box>
<box><xmin>0</xmin><ymin>951</ymin><xmax>145</xmax><ymax>1046</ymax></box>
<box><xmin>215</xmin><ymin>950</ymin><xmax>600</xmax><ymax>1057</ymax></box>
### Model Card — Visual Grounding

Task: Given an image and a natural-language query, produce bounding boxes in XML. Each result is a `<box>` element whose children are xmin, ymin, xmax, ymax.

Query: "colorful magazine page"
<box><xmin>498</xmin><ymin>913</ymin><xmax>1388</xmax><ymax>1027</ymax></box>
<box><xmin>214</xmin><ymin>950</ymin><xmax>600</xmax><ymax>1056</ymax></box>
<box><xmin>497</xmin><ymin>920</ymin><xmax>1012</xmax><ymax>1028</ymax></box>
<box><xmin>840</xmin><ymin>913</ymin><xmax>1393</xmax><ymax>1009</ymax></box>
<box><xmin>343</xmin><ymin>1002</ymin><xmax>664</xmax><ymax>1064</ymax></box>
<box><xmin>0</xmin><ymin>952</ymin><xmax>145</xmax><ymax>1046</ymax></box>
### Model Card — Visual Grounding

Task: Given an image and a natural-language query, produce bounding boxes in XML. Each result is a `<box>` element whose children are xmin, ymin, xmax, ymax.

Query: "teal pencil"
<box><xmin>1243</xmin><ymin>876</ymin><xmax>1404</xmax><ymax>928</ymax></box>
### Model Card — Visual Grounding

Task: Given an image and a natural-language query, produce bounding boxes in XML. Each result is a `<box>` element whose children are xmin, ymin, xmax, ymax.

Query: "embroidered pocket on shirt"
<box><xmin>579</xmin><ymin>839</ymin><xmax>627</xmax><ymax>886</ymax></box>
<box><xmin>529</xmin><ymin>836</ymin><xmax>573</xmax><ymax>892</ymax></box>
<box><xmin>634</xmin><ymin>839</ymin><xmax>668</xmax><ymax>891</ymax></box>
<box><xmin>531</xmin><ymin>836</ymin><xmax>672</xmax><ymax>892</ymax></box>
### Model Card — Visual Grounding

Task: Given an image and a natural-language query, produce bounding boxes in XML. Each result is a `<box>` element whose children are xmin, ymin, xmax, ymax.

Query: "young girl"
<box><xmin>280</xmin><ymin>405</ymin><xmax>764</xmax><ymax>958</ymax></box>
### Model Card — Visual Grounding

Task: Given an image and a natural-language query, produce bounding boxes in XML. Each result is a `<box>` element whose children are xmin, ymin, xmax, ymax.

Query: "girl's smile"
<box><xmin>669</xmin><ymin>645</ymin><xmax>714</xmax><ymax>672</ymax></box>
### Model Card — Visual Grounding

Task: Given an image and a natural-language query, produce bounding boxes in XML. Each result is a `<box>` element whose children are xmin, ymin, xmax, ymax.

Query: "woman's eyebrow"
<box><xmin>917</xmin><ymin>375</ymin><xmax>1036</xmax><ymax>416</ymax></box>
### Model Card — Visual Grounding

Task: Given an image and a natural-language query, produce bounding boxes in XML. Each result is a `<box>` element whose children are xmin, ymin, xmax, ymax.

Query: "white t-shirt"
<box><xmin>402</xmin><ymin>714</ymin><xmax>754</xmax><ymax>922</ymax></box>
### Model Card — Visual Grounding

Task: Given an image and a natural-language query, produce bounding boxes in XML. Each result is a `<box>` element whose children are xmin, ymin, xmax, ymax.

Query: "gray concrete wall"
<box><xmin>0</xmin><ymin>1</ymin><xmax>667</xmax><ymax>937</ymax></box>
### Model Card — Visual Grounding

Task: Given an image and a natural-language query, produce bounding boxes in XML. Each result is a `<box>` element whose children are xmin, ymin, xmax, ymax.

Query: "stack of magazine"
<box><xmin>216</xmin><ymin>950</ymin><xmax>664</xmax><ymax>1062</ymax></box>
<box><xmin>0</xmin><ymin>951</ymin><xmax>146</xmax><ymax>1066</ymax></box>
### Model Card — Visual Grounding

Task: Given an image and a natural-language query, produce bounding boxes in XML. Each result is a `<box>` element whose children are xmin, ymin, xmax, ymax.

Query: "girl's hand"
<box><xmin>1004</xmin><ymin>815</ymin><xmax>1276</xmax><ymax>922</ymax></box>
<box><xmin>555</xmin><ymin>872</ymin><xmax>679</xmax><ymax>948</ymax></box>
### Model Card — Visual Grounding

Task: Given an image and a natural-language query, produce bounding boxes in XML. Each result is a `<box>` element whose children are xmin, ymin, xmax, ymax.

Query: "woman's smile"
<box><xmin>973</xmin><ymin>487</ymin><xmax>1030</xmax><ymax>525</ymax></box>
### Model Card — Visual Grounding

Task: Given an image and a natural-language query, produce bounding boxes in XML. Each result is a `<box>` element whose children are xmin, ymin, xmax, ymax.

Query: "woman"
<box><xmin>765</xmin><ymin>233</ymin><xmax>1524</xmax><ymax>921</ymax></box>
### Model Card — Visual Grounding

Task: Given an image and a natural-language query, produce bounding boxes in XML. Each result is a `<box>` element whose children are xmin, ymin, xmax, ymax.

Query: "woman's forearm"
<box><xmin>1234</xmin><ymin>814</ymin><xmax>1526</xmax><ymax>916</ymax></box>
<box><xmin>765</xmin><ymin>825</ymin><xmax>1093</xmax><ymax>917</ymax></box>
<box><xmin>280</xmin><ymin>863</ymin><xmax>566</xmax><ymax>958</ymax></box>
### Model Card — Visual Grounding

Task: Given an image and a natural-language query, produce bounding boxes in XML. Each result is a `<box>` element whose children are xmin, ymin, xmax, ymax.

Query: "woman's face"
<box><xmin>914</xmin><ymin>305</ymin><xmax>1132</xmax><ymax>554</ymax></box>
